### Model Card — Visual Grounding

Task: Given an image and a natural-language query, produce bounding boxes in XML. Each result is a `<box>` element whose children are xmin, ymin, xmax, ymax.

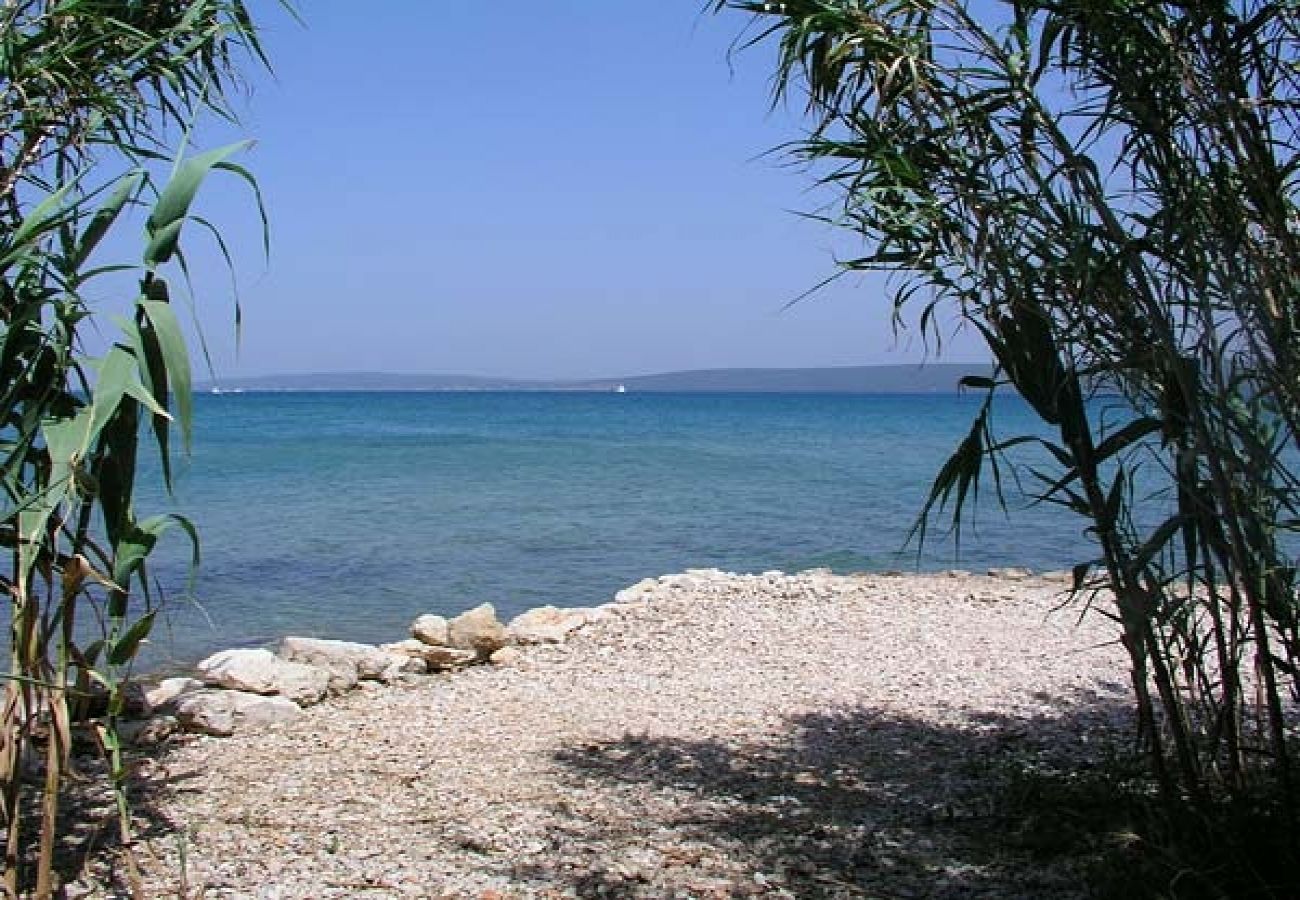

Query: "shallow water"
<box><xmin>122</xmin><ymin>391</ymin><xmax>1093</xmax><ymax>667</ymax></box>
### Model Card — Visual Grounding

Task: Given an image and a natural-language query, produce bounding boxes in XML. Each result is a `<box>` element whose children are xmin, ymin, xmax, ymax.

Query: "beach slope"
<box><xmin>123</xmin><ymin>570</ymin><xmax>1130</xmax><ymax>898</ymax></box>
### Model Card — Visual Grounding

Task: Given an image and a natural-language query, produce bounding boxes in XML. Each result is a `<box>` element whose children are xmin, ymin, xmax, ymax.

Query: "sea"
<box><xmin>128</xmin><ymin>391</ymin><xmax>1097</xmax><ymax>669</ymax></box>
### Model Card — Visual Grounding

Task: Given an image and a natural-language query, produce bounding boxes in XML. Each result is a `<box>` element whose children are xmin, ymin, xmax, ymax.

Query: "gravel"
<box><xmin>75</xmin><ymin>569</ymin><xmax>1135</xmax><ymax>898</ymax></box>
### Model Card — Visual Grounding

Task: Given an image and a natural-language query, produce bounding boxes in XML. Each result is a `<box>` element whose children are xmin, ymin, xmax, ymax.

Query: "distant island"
<box><xmin>197</xmin><ymin>364</ymin><xmax>994</xmax><ymax>394</ymax></box>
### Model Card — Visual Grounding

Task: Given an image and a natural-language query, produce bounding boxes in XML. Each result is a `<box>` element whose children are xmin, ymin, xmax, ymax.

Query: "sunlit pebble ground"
<box><xmin>78</xmin><ymin>570</ymin><xmax>1137</xmax><ymax>899</ymax></box>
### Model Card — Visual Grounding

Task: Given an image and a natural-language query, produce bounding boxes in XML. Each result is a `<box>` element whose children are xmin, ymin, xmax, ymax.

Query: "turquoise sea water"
<box><xmin>132</xmin><ymin>391</ymin><xmax>1092</xmax><ymax>668</ymax></box>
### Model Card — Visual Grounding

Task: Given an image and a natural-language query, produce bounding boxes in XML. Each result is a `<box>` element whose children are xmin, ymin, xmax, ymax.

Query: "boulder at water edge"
<box><xmin>508</xmin><ymin>606</ymin><xmax>590</xmax><ymax>645</ymax></box>
<box><xmin>196</xmin><ymin>648</ymin><xmax>331</xmax><ymax>706</ymax></box>
<box><xmin>446</xmin><ymin>604</ymin><xmax>508</xmax><ymax>659</ymax></box>
<box><xmin>143</xmin><ymin>676</ymin><xmax>204</xmax><ymax>711</ymax></box>
<box><xmin>382</xmin><ymin>639</ymin><xmax>475</xmax><ymax>671</ymax></box>
<box><xmin>411</xmin><ymin>614</ymin><xmax>451</xmax><ymax>647</ymax></box>
<box><xmin>175</xmin><ymin>689</ymin><xmax>303</xmax><ymax>737</ymax></box>
<box><xmin>279</xmin><ymin>636</ymin><xmax>402</xmax><ymax>692</ymax></box>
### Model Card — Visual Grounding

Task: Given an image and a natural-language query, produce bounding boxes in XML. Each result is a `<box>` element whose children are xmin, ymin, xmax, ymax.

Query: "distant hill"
<box><xmin>609</xmin><ymin>365</ymin><xmax>989</xmax><ymax>393</ymax></box>
<box><xmin>199</xmin><ymin>363</ymin><xmax>993</xmax><ymax>394</ymax></box>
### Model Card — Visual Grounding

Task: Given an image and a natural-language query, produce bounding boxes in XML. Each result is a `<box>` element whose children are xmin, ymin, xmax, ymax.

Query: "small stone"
<box><xmin>121</xmin><ymin>681</ymin><xmax>152</xmax><ymax>718</ymax></box>
<box><xmin>381</xmin><ymin>652</ymin><xmax>428</xmax><ymax>679</ymax></box>
<box><xmin>489</xmin><ymin>646</ymin><xmax>523</xmax><ymax>666</ymax></box>
<box><xmin>411</xmin><ymin>614</ymin><xmax>451</xmax><ymax>647</ymax></box>
<box><xmin>61</xmin><ymin>880</ymin><xmax>95</xmax><ymax>900</ymax></box>
<box><xmin>117</xmin><ymin>715</ymin><xmax>178</xmax><ymax>746</ymax></box>
<box><xmin>988</xmin><ymin>566</ymin><xmax>1033</xmax><ymax>580</ymax></box>
<box><xmin>382</xmin><ymin>639</ymin><xmax>477</xmax><ymax>671</ymax></box>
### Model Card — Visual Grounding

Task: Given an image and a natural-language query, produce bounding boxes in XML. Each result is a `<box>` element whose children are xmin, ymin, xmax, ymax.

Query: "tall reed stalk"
<box><xmin>0</xmin><ymin>3</ymin><xmax>275</xmax><ymax>894</ymax></box>
<box><xmin>719</xmin><ymin>0</ymin><xmax>1299</xmax><ymax>809</ymax></box>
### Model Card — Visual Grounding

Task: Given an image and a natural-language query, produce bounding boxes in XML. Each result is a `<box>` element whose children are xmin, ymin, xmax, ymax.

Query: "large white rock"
<box><xmin>446</xmin><ymin>603</ymin><xmax>508</xmax><ymax>659</ymax></box>
<box><xmin>196</xmin><ymin>648</ymin><xmax>331</xmax><ymax>706</ymax></box>
<box><xmin>381</xmin><ymin>639</ymin><xmax>477</xmax><ymax>671</ymax></box>
<box><xmin>508</xmin><ymin>606</ymin><xmax>590</xmax><ymax>645</ymax></box>
<box><xmin>411</xmin><ymin>614</ymin><xmax>451</xmax><ymax>647</ymax></box>
<box><xmin>279</xmin><ymin>637</ymin><xmax>397</xmax><ymax>693</ymax></box>
<box><xmin>175</xmin><ymin>689</ymin><xmax>302</xmax><ymax>737</ymax></box>
<box><xmin>144</xmin><ymin>676</ymin><xmax>204</xmax><ymax>711</ymax></box>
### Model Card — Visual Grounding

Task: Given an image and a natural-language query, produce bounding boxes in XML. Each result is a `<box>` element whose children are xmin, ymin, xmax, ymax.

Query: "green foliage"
<box><xmin>720</xmin><ymin>0</ymin><xmax>1299</xmax><ymax>837</ymax></box>
<box><xmin>0</xmin><ymin>2</ymin><xmax>275</xmax><ymax>895</ymax></box>
<box><xmin>992</xmin><ymin>753</ymin><xmax>1300</xmax><ymax>898</ymax></box>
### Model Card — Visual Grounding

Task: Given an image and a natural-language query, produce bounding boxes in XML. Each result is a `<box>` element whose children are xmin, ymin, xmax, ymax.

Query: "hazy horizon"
<box><xmin>204</xmin><ymin>360</ymin><xmax>992</xmax><ymax>382</ymax></box>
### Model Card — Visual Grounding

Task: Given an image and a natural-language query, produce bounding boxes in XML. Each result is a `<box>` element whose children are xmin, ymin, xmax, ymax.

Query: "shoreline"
<box><xmin>81</xmin><ymin>568</ymin><xmax>1130</xmax><ymax>898</ymax></box>
<box><xmin>136</xmin><ymin>564</ymin><xmax>1082</xmax><ymax>679</ymax></box>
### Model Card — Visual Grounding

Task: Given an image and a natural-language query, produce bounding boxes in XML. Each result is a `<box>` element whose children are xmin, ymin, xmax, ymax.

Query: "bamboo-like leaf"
<box><xmin>3</xmin><ymin>175</ymin><xmax>83</xmax><ymax>264</ymax></box>
<box><xmin>0</xmin><ymin>6</ymin><xmax>277</xmax><ymax>891</ymax></box>
<box><xmin>106</xmin><ymin>611</ymin><xmax>156</xmax><ymax>667</ymax></box>
<box><xmin>959</xmin><ymin>374</ymin><xmax>996</xmax><ymax>390</ymax></box>
<box><xmin>909</xmin><ymin>395</ymin><xmax>1000</xmax><ymax>551</ymax></box>
<box><xmin>112</xmin><ymin>513</ymin><xmax>200</xmax><ymax>590</ymax></box>
<box><xmin>719</xmin><ymin>0</ymin><xmax>1300</xmax><ymax>806</ymax></box>
<box><xmin>145</xmin><ymin>141</ymin><xmax>252</xmax><ymax>269</ymax></box>
<box><xmin>69</xmin><ymin>171</ymin><xmax>143</xmax><ymax>272</ymax></box>
<box><xmin>140</xmin><ymin>298</ymin><xmax>193</xmax><ymax>452</ymax></box>
<box><xmin>214</xmin><ymin>159</ymin><xmax>271</xmax><ymax>259</ymax></box>
<box><xmin>1093</xmin><ymin>417</ymin><xmax>1161</xmax><ymax>463</ymax></box>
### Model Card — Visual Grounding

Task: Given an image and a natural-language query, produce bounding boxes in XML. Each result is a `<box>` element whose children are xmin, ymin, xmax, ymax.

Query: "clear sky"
<box><xmin>172</xmin><ymin>1</ymin><xmax>988</xmax><ymax>380</ymax></box>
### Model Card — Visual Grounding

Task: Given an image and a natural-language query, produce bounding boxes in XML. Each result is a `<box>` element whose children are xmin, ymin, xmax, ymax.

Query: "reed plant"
<box><xmin>719</xmin><ymin>0</ymin><xmax>1299</xmax><ymax>853</ymax></box>
<box><xmin>0</xmin><ymin>2</ymin><xmax>274</xmax><ymax>895</ymax></box>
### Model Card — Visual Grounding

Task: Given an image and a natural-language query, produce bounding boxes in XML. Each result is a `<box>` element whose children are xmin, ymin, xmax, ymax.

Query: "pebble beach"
<box><xmin>79</xmin><ymin>569</ymin><xmax>1133</xmax><ymax>899</ymax></box>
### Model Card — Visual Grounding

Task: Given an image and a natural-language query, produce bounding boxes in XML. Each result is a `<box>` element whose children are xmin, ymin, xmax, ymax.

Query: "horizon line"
<box><xmin>200</xmin><ymin>361</ymin><xmax>994</xmax><ymax>384</ymax></box>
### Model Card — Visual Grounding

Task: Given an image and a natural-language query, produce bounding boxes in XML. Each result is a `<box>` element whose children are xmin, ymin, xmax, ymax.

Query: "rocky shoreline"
<box><xmin>124</xmin><ymin>567</ymin><xmax>1059</xmax><ymax>745</ymax></box>
<box><xmin>127</xmin><ymin>595</ymin><xmax>641</xmax><ymax>743</ymax></box>
<box><xmin>72</xmin><ymin>567</ymin><xmax>1131</xmax><ymax>898</ymax></box>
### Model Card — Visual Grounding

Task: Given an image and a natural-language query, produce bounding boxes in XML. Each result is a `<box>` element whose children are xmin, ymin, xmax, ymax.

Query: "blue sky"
<box><xmin>171</xmin><ymin>1</ymin><xmax>987</xmax><ymax>380</ymax></box>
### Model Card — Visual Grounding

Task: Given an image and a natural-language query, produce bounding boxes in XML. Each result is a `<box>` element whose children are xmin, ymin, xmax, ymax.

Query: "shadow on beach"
<box><xmin>513</xmin><ymin>694</ymin><xmax>1145</xmax><ymax>899</ymax></box>
<box><xmin>8</xmin><ymin>736</ymin><xmax>197</xmax><ymax>898</ymax></box>
<box><xmin>35</xmin><ymin>690</ymin><xmax>1241</xmax><ymax>899</ymax></box>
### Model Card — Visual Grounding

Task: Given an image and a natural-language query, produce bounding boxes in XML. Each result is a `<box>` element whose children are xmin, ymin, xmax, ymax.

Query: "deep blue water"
<box><xmin>129</xmin><ymin>391</ymin><xmax>1096</xmax><ymax>667</ymax></box>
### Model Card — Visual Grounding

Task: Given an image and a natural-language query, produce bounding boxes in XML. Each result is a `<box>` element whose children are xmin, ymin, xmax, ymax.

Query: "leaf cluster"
<box><xmin>722</xmin><ymin>0</ymin><xmax>1300</xmax><ymax>828</ymax></box>
<box><xmin>0</xmin><ymin>2</ymin><xmax>278</xmax><ymax>895</ymax></box>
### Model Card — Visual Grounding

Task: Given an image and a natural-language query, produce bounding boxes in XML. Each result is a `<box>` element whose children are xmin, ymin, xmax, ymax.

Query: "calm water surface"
<box><xmin>132</xmin><ymin>392</ymin><xmax>1093</xmax><ymax>667</ymax></box>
